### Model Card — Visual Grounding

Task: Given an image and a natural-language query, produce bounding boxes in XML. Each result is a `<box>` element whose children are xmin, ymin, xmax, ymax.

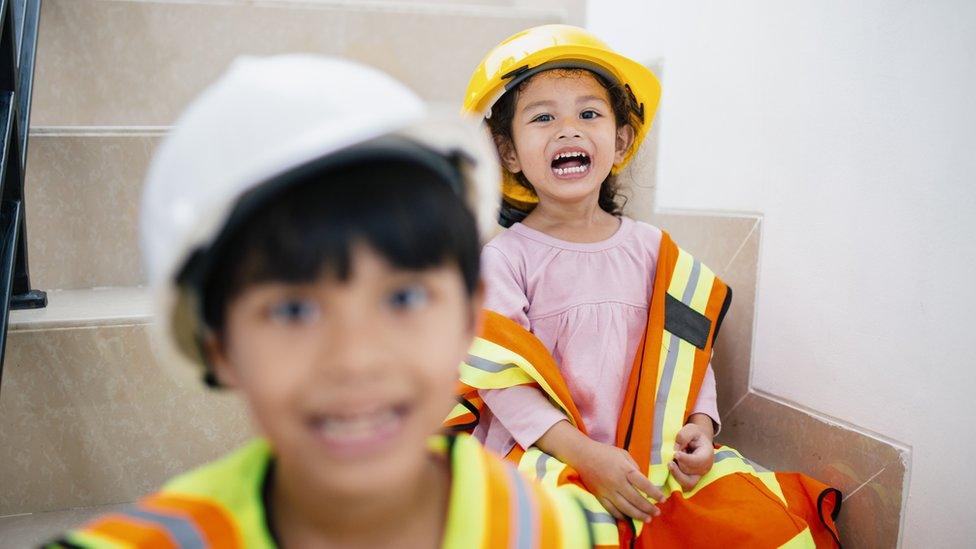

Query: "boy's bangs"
<box><xmin>202</xmin><ymin>158</ymin><xmax>480</xmax><ymax>331</ymax></box>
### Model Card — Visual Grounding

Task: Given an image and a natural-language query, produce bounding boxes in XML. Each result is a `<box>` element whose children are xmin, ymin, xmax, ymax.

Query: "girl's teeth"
<box><xmin>554</xmin><ymin>165</ymin><xmax>589</xmax><ymax>175</ymax></box>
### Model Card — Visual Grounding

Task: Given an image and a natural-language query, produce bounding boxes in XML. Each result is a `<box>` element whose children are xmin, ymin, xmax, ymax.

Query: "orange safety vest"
<box><xmin>46</xmin><ymin>435</ymin><xmax>592</xmax><ymax>548</ymax></box>
<box><xmin>445</xmin><ymin>231</ymin><xmax>842</xmax><ymax>548</ymax></box>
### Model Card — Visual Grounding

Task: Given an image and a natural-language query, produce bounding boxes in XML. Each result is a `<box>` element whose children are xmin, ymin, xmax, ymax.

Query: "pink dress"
<box><xmin>474</xmin><ymin>217</ymin><xmax>720</xmax><ymax>456</ymax></box>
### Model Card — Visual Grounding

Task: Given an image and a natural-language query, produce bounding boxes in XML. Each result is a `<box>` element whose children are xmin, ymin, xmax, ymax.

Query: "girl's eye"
<box><xmin>268</xmin><ymin>299</ymin><xmax>320</xmax><ymax>324</ymax></box>
<box><xmin>531</xmin><ymin>113</ymin><xmax>554</xmax><ymax>123</ymax></box>
<box><xmin>580</xmin><ymin>110</ymin><xmax>600</xmax><ymax>120</ymax></box>
<box><xmin>389</xmin><ymin>285</ymin><xmax>429</xmax><ymax>311</ymax></box>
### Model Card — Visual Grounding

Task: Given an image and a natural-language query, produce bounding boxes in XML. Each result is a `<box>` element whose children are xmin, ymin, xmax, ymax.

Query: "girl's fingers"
<box><xmin>619</xmin><ymin>483</ymin><xmax>657</xmax><ymax>516</ymax></box>
<box><xmin>626</xmin><ymin>469</ymin><xmax>664</xmax><ymax>502</ymax></box>
<box><xmin>674</xmin><ymin>445</ymin><xmax>713</xmax><ymax>475</ymax></box>
<box><xmin>669</xmin><ymin>460</ymin><xmax>701</xmax><ymax>491</ymax></box>
<box><xmin>599</xmin><ymin>497</ymin><xmax>625</xmax><ymax>521</ymax></box>
<box><xmin>612</xmin><ymin>492</ymin><xmax>652</xmax><ymax>523</ymax></box>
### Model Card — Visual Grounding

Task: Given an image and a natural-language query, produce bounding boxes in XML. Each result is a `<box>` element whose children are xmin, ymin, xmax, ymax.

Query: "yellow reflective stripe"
<box><xmin>756</xmin><ymin>471</ymin><xmax>788</xmax><ymax>505</ymax></box>
<box><xmin>663</xmin><ymin>447</ymin><xmax>788</xmax><ymax>505</ymax></box>
<box><xmin>651</xmin><ymin>247</ymin><xmax>716</xmax><ymax>480</ymax></box>
<box><xmin>778</xmin><ymin>527</ymin><xmax>816</xmax><ymax>548</ymax></box>
<box><xmin>463</xmin><ymin>337</ymin><xmax>576</xmax><ymax>426</ymax></box>
<box><xmin>61</xmin><ymin>530</ymin><xmax>133</xmax><ymax>549</ymax></box>
<box><xmin>461</xmin><ymin>360</ymin><xmax>534</xmax><ymax>389</ymax></box>
<box><xmin>540</xmin><ymin>484</ymin><xmax>598</xmax><ymax>549</ymax></box>
<box><xmin>443</xmin><ymin>437</ymin><xmax>486</xmax><ymax>549</ymax></box>
<box><xmin>445</xmin><ymin>403</ymin><xmax>470</xmax><ymax>422</ymax></box>
<box><xmin>688</xmin><ymin>262</ymin><xmax>716</xmax><ymax>315</ymax></box>
<box><xmin>518</xmin><ymin>448</ymin><xmax>566</xmax><ymax>489</ymax></box>
<box><xmin>649</xmin><ymin>462</ymin><xmax>670</xmax><ymax>491</ymax></box>
<box><xmin>518</xmin><ymin>450</ymin><xmax>618</xmax><ymax>547</ymax></box>
<box><xmin>657</xmin><ymin>335</ymin><xmax>697</xmax><ymax>470</ymax></box>
<box><xmin>659</xmin><ymin>249</ymin><xmax>695</xmax><ymax>389</ymax></box>
<box><xmin>667</xmin><ymin>247</ymin><xmax>696</xmax><ymax>298</ymax></box>
<box><xmin>557</xmin><ymin>484</ymin><xmax>619</xmax><ymax>547</ymax></box>
<box><xmin>427</xmin><ymin>436</ymin><xmax>450</xmax><ymax>454</ymax></box>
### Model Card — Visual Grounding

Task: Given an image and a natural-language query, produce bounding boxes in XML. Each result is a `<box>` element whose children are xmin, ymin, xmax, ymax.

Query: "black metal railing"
<box><xmin>0</xmin><ymin>0</ymin><xmax>46</xmax><ymax>378</ymax></box>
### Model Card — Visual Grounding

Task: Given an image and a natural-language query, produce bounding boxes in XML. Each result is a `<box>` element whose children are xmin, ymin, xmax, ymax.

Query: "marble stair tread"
<box><xmin>9</xmin><ymin>287</ymin><xmax>153</xmax><ymax>331</ymax></box>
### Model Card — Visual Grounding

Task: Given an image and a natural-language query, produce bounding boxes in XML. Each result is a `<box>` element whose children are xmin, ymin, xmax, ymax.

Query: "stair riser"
<box><xmin>25</xmin><ymin>133</ymin><xmax>160</xmax><ymax>291</ymax></box>
<box><xmin>0</xmin><ymin>323</ymin><xmax>252</xmax><ymax>515</ymax></box>
<box><xmin>32</xmin><ymin>0</ymin><xmax>561</xmax><ymax>125</ymax></box>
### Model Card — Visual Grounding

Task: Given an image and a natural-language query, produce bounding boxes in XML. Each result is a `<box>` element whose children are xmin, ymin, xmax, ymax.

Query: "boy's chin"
<box><xmin>299</xmin><ymin>437</ymin><xmax>435</xmax><ymax>500</ymax></box>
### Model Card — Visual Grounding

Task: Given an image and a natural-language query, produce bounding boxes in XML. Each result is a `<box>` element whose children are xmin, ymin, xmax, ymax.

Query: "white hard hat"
<box><xmin>141</xmin><ymin>54</ymin><xmax>500</xmax><ymax>383</ymax></box>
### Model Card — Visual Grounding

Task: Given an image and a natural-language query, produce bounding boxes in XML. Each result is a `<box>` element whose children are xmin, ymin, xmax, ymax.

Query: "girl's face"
<box><xmin>500</xmin><ymin>71</ymin><xmax>634</xmax><ymax>208</ymax></box>
<box><xmin>208</xmin><ymin>243</ymin><xmax>481</xmax><ymax>500</ymax></box>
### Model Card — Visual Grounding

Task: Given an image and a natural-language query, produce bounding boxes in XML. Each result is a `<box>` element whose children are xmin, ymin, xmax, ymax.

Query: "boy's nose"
<box><xmin>320</xmin><ymin>316</ymin><xmax>387</xmax><ymax>377</ymax></box>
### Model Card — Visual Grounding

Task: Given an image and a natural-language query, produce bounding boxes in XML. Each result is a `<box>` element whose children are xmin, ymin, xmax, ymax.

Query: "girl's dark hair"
<box><xmin>485</xmin><ymin>68</ymin><xmax>639</xmax><ymax>227</ymax></box>
<box><xmin>199</xmin><ymin>158</ymin><xmax>481</xmax><ymax>334</ymax></box>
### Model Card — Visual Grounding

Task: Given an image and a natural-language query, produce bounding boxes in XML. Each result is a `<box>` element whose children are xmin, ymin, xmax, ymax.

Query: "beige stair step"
<box><xmin>1</xmin><ymin>288</ymin><xmax>252</xmax><ymax>516</ymax></box>
<box><xmin>25</xmin><ymin>128</ymin><xmax>163</xmax><ymax>291</ymax></box>
<box><xmin>32</xmin><ymin>0</ymin><xmax>563</xmax><ymax>126</ymax></box>
<box><xmin>22</xmin><ymin>123</ymin><xmax>659</xmax><ymax>292</ymax></box>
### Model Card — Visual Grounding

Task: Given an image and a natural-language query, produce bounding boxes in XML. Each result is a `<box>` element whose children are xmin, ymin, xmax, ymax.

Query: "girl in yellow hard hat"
<box><xmin>464</xmin><ymin>21</ymin><xmax>728</xmax><ymax>531</ymax></box>
<box><xmin>458</xmin><ymin>24</ymin><xmax>842</xmax><ymax>549</ymax></box>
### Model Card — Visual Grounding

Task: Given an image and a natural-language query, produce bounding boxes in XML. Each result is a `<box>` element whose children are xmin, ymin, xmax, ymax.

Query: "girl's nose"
<box><xmin>557</xmin><ymin>123</ymin><xmax>582</xmax><ymax>140</ymax></box>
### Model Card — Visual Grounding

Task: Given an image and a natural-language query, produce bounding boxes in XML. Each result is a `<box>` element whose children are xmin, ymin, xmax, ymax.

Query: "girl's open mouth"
<box><xmin>550</xmin><ymin>149</ymin><xmax>592</xmax><ymax>178</ymax></box>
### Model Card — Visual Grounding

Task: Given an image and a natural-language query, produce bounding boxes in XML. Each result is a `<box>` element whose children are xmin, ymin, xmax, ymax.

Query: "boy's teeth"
<box><xmin>316</xmin><ymin>408</ymin><xmax>400</xmax><ymax>439</ymax></box>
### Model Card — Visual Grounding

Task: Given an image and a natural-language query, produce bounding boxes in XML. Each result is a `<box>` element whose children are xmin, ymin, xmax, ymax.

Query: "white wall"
<box><xmin>588</xmin><ymin>2</ymin><xmax>976</xmax><ymax>546</ymax></box>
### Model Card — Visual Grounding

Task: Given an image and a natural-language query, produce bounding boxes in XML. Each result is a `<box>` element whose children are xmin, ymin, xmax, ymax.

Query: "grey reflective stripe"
<box><xmin>124</xmin><ymin>507</ymin><xmax>206</xmax><ymax>548</ymax></box>
<box><xmin>713</xmin><ymin>450</ymin><xmax>739</xmax><ymax>463</ymax></box>
<box><xmin>745</xmin><ymin>457</ymin><xmax>770</xmax><ymax>473</ymax></box>
<box><xmin>465</xmin><ymin>354</ymin><xmax>516</xmax><ymax>373</ymax></box>
<box><xmin>651</xmin><ymin>259</ymin><xmax>702</xmax><ymax>466</ymax></box>
<box><xmin>507</xmin><ymin>466</ymin><xmax>537</xmax><ymax>549</ymax></box>
<box><xmin>681</xmin><ymin>259</ymin><xmax>702</xmax><ymax>305</ymax></box>
<box><xmin>650</xmin><ymin>332</ymin><xmax>680</xmax><ymax>465</ymax></box>
<box><xmin>535</xmin><ymin>452</ymin><xmax>551</xmax><ymax>481</ymax></box>
<box><xmin>584</xmin><ymin>509</ymin><xmax>617</xmax><ymax>524</ymax></box>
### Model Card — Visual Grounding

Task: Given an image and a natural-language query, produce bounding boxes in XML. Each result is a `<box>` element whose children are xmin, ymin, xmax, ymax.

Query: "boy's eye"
<box><xmin>268</xmin><ymin>299</ymin><xmax>320</xmax><ymax>324</ymax></box>
<box><xmin>388</xmin><ymin>285</ymin><xmax>429</xmax><ymax>311</ymax></box>
<box><xmin>531</xmin><ymin>113</ymin><xmax>554</xmax><ymax>123</ymax></box>
<box><xmin>580</xmin><ymin>110</ymin><xmax>600</xmax><ymax>120</ymax></box>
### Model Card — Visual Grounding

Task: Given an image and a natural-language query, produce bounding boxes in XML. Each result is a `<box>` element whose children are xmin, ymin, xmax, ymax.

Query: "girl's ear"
<box><xmin>614</xmin><ymin>124</ymin><xmax>636</xmax><ymax>164</ymax></box>
<box><xmin>204</xmin><ymin>331</ymin><xmax>239</xmax><ymax>388</ymax></box>
<box><xmin>494</xmin><ymin>134</ymin><xmax>522</xmax><ymax>174</ymax></box>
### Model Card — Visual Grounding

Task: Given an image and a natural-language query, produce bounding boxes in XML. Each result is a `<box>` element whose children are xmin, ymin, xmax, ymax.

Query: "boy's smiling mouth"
<box><xmin>550</xmin><ymin>148</ymin><xmax>592</xmax><ymax>179</ymax></box>
<box><xmin>307</xmin><ymin>402</ymin><xmax>410</xmax><ymax>458</ymax></box>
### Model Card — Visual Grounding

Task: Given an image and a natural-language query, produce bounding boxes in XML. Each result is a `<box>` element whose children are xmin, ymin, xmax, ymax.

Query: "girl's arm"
<box><xmin>689</xmin><ymin>364</ymin><xmax>721</xmax><ymax>434</ymax></box>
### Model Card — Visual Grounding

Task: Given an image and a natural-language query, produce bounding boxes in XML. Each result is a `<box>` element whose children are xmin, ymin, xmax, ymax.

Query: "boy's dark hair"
<box><xmin>199</xmin><ymin>158</ymin><xmax>481</xmax><ymax>337</ymax></box>
<box><xmin>485</xmin><ymin>68</ymin><xmax>639</xmax><ymax>227</ymax></box>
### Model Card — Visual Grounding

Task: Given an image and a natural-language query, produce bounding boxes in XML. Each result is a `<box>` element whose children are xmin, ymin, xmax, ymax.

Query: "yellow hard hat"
<box><xmin>463</xmin><ymin>24</ymin><xmax>662</xmax><ymax>209</ymax></box>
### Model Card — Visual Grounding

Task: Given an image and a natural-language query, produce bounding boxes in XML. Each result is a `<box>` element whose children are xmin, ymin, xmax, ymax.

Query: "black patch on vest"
<box><xmin>665</xmin><ymin>293</ymin><xmax>712</xmax><ymax>350</ymax></box>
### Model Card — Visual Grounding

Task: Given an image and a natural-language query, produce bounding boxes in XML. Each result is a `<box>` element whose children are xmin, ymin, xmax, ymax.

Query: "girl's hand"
<box><xmin>573</xmin><ymin>439</ymin><xmax>664</xmax><ymax>523</ymax></box>
<box><xmin>669</xmin><ymin>418</ymin><xmax>715</xmax><ymax>491</ymax></box>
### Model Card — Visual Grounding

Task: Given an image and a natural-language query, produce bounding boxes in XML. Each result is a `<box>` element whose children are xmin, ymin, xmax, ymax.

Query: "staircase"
<box><xmin>0</xmin><ymin>0</ymin><xmax>569</xmax><ymax>543</ymax></box>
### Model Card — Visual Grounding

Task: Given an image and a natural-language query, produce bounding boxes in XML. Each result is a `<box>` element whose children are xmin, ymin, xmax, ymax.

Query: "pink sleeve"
<box><xmin>690</xmin><ymin>363</ymin><xmax>722</xmax><ymax>435</ymax></box>
<box><xmin>481</xmin><ymin>245</ymin><xmax>530</xmax><ymax>329</ymax></box>
<box><xmin>479</xmin><ymin>244</ymin><xmax>565</xmax><ymax>449</ymax></box>
<box><xmin>481</xmin><ymin>386</ymin><xmax>567</xmax><ymax>450</ymax></box>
